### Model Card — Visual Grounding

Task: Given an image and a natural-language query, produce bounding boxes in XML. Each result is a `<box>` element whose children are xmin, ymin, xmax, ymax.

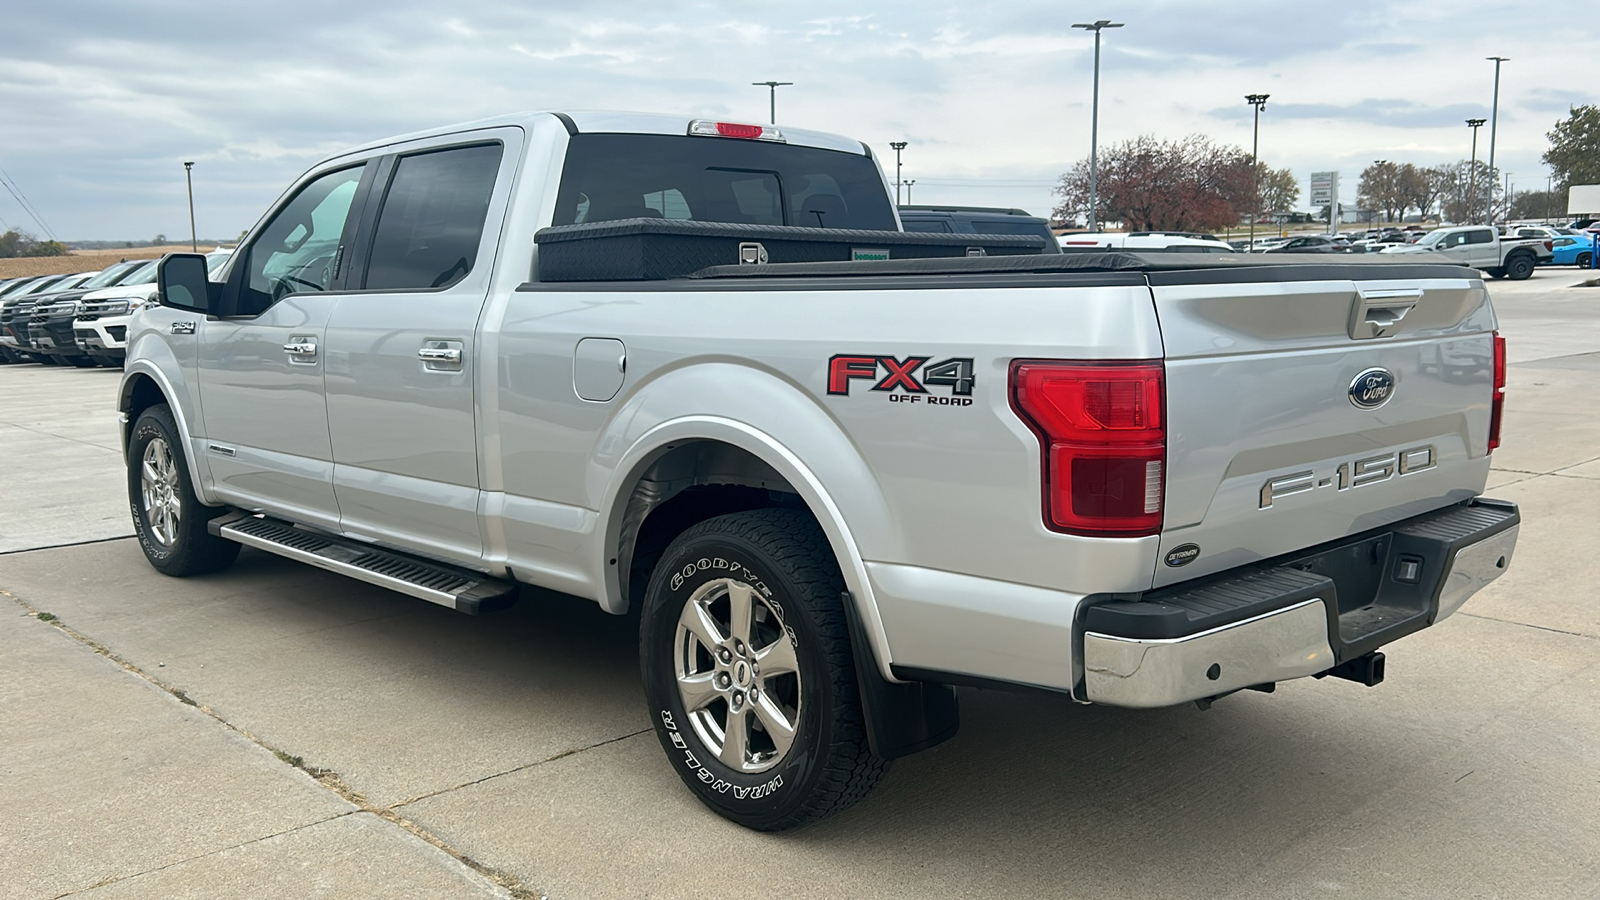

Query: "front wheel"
<box><xmin>640</xmin><ymin>509</ymin><xmax>887</xmax><ymax>831</ymax></box>
<box><xmin>128</xmin><ymin>404</ymin><xmax>241</xmax><ymax>576</ymax></box>
<box><xmin>1505</xmin><ymin>254</ymin><xmax>1536</xmax><ymax>281</ymax></box>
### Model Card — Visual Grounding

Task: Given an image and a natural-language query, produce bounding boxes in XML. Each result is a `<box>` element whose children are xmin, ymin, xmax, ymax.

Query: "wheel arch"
<box><xmin>118</xmin><ymin>364</ymin><xmax>213</xmax><ymax>505</ymax></box>
<box><xmin>598</xmin><ymin>417</ymin><xmax>900</xmax><ymax>681</ymax></box>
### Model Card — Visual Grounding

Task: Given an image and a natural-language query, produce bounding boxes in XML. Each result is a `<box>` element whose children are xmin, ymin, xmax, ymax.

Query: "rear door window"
<box><xmin>363</xmin><ymin>143</ymin><xmax>503</xmax><ymax>291</ymax></box>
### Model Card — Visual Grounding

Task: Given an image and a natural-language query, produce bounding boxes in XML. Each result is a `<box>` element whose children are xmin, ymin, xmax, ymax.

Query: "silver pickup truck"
<box><xmin>126</xmin><ymin>111</ymin><xmax>1519</xmax><ymax>831</ymax></box>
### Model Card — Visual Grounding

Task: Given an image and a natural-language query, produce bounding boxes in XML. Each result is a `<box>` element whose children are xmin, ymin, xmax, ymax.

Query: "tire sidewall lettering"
<box><xmin>660</xmin><ymin>706</ymin><xmax>785</xmax><ymax>801</ymax></box>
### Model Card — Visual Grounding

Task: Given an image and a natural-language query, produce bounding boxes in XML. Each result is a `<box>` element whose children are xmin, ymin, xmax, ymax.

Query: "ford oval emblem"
<box><xmin>1164</xmin><ymin>543</ymin><xmax>1201</xmax><ymax>567</ymax></box>
<box><xmin>1348</xmin><ymin>368</ymin><xmax>1396</xmax><ymax>409</ymax></box>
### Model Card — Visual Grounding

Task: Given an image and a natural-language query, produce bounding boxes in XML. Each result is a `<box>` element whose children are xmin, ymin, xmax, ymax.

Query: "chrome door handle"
<box><xmin>283</xmin><ymin>340</ymin><xmax>318</xmax><ymax>356</ymax></box>
<box><xmin>417</xmin><ymin>347</ymin><xmax>462</xmax><ymax>364</ymax></box>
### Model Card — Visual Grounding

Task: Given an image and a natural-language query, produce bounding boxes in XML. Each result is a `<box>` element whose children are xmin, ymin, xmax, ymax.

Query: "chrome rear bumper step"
<box><xmin>209</xmin><ymin>512</ymin><xmax>518</xmax><ymax>614</ymax></box>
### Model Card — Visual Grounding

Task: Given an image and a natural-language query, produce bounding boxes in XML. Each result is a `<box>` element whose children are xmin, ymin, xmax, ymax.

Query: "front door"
<box><xmin>198</xmin><ymin>163</ymin><xmax>370</xmax><ymax>531</ymax></box>
<box><xmin>323</xmin><ymin>134</ymin><xmax>516</xmax><ymax>565</ymax></box>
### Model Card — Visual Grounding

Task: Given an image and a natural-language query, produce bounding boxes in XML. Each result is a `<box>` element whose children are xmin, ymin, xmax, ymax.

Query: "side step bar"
<box><xmin>209</xmin><ymin>512</ymin><xmax>518</xmax><ymax>614</ymax></box>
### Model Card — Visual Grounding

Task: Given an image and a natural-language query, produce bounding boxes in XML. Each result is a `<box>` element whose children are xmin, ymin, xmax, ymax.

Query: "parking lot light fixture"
<box><xmin>183</xmin><ymin>161</ymin><xmax>196</xmax><ymax>252</ymax></box>
<box><xmin>1073</xmin><ymin>20</ymin><xmax>1123</xmax><ymax>231</ymax></box>
<box><xmin>1485</xmin><ymin>57</ymin><xmax>1507</xmax><ymax>225</ymax></box>
<box><xmin>890</xmin><ymin>141</ymin><xmax>908</xmax><ymax>206</ymax></box>
<box><xmin>1245</xmin><ymin>94</ymin><xmax>1269</xmax><ymax>251</ymax></box>
<box><xmin>904</xmin><ymin>179</ymin><xmax>916</xmax><ymax>204</ymax></box>
<box><xmin>752</xmin><ymin>81</ymin><xmax>793</xmax><ymax>125</ymax></box>
<box><xmin>1466</xmin><ymin>118</ymin><xmax>1486</xmax><ymax>225</ymax></box>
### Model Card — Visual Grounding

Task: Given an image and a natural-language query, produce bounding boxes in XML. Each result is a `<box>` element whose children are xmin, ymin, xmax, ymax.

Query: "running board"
<box><xmin>209</xmin><ymin>512</ymin><xmax>518</xmax><ymax>614</ymax></box>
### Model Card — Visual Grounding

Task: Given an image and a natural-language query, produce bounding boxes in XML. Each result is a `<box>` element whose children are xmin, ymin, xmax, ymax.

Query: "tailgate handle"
<box><xmin>1350</xmin><ymin>287</ymin><xmax>1421</xmax><ymax>340</ymax></box>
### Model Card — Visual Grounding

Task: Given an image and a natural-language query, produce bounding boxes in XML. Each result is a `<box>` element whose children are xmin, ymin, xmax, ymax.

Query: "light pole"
<box><xmin>751</xmin><ymin>81</ymin><xmax>792</xmax><ymax>125</ymax></box>
<box><xmin>1072</xmin><ymin>20</ymin><xmax>1122</xmax><ymax>231</ymax></box>
<box><xmin>183</xmin><ymin>161</ymin><xmax>197</xmax><ymax>252</ymax></box>
<box><xmin>1466</xmin><ymin>118</ymin><xmax>1485</xmax><ymax>225</ymax></box>
<box><xmin>904</xmin><ymin>179</ymin><xmax>916</xmax><ymax>204</ymax></box>
<box><xmin>1503</xmin><ymin>172</ymin><xmax>1513</xmax><ymax>225</ymax></box>
<box><xmin>1373</xmin><ymin>159</ymin><xmax>1388</xmax><ymax>225</ymax></box>
<box><xmin>890</xmin><ymin>141</ymin><xmax>908</xmax><ymax>206</ymax></box>
<box><xmin>1485</xmin><ymin>57</ymin><xmax>1507</xmax><ymax>225</ymax></box>
<box><xmin>1245</xmin><ymin>94</ymin><xmax>1269</xmax><ymax>251</ymax></box>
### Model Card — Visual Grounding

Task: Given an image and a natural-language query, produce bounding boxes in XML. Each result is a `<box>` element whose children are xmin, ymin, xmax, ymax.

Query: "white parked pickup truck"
<box><xmin>126</xmin><ymin>111</ymin><xmax>1519</xmax><ymax>831</ymax></box>
<box><xmin>1381</xmin><ymin>224</ymin><xmax>1551</xmax><ymax>280</ymax></box>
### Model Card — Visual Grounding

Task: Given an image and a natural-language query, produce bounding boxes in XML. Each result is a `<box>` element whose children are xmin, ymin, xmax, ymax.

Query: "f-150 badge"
<box><xmin>827</xmin><ymin>355</ymin><xmax>975</xmax><ymax>405</ymax></box>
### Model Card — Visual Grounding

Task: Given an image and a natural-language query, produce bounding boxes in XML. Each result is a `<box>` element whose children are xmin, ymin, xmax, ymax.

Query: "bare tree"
<box><xmin>1255</xmin><ymin>164</ymin><xmax>1300</xmax><ymax>215</ymax></box>
<box><xmin>1053</xmin><ymin>134</ymin><xmax>1255</xmax><ymax>232</ymax></box>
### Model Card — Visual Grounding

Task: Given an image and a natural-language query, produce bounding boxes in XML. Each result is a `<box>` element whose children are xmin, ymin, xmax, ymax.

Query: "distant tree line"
<box><xmin>1049</xmin><ymin>106</ymin><xmax>1599</xmax><ymax>232</ymax></box>
<box><xmin>1052</xmin><ymin>134</ymin><xmax>1298</xmax><ymax>232</ymax></box>
<box><xmin>0</xmin><ymin>229</ymin><xmax>67</xmax><ymax>258</ymax></box>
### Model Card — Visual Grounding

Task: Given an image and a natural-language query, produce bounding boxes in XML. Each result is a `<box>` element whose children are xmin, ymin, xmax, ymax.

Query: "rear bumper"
<box><xmin>1081</xmin><ymin>499</ymin><xmax>1519</xmax><ymax>708</ymax></box>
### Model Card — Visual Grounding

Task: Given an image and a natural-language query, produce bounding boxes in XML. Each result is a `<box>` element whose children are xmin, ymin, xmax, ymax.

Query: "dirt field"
<box><xmin>0</xmin><ymin>245</ymin><xmax>220</xmax><ymax>280</ymax></box>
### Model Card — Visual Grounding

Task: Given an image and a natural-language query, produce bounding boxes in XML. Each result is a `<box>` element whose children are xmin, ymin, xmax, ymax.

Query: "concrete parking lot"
<box><xmin>3</xmin><ymin>268</ymin><xmax>1598</xmax><ymax>899</ymax></box>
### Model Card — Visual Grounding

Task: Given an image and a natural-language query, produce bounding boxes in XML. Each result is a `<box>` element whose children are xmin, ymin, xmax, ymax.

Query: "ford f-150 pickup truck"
<box><xmin>126</xmin><ymin>110</ymin><xmax>1519</xmax><ymax>831</ymax></box>
<box><xmin>1380</xmin><ymin>224</ymin><xmax>1551</xmax><ymax>280</ymax></box>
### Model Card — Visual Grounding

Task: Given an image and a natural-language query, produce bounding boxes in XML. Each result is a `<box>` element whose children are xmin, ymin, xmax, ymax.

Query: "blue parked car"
<box><xmin>1550</xmin><ymin>232</ymin><xmax>1598</xmax><ymax>268</ymax></box>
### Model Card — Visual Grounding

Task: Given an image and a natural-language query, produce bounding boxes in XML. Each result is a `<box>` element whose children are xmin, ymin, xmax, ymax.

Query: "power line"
<box><xmin>0</xmin><ymin>162</ymin><xmax>57</xmax><ymax>240</ymax></box>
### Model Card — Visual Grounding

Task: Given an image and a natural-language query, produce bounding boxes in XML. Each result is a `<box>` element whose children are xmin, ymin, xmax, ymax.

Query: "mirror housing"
<box><xmin>156</xmin><ymin>253</ymin><xmax>216</xmax><ymax>313</ymax></box>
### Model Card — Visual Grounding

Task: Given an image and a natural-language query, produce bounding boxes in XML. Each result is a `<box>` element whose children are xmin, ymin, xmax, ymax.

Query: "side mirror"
<box><xmin>157</xmin><ymin>253</ymin><xmax>214</xmax><ymax>313</ymax></box>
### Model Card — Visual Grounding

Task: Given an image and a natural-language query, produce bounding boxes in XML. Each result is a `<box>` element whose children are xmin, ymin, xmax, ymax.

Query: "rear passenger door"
<box><xmin>322</xmin><ymin>129</ymin><xmax>520</xmax><ymax>566</ymax></box>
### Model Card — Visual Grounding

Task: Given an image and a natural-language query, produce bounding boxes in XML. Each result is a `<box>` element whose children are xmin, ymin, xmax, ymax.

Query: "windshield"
<box><xmin>1415</xmin><ymin>230</ymin><xmax>1447</xmax><ymax>247</ymax></box>
<box><xmin>553</xmin><ymin>134</ymin><xmax>895</xmax><ymax>231</ymax></box>
<box><xmin>79</xmin><ymin>261</ymin><xmax>142</xmax><ymax>289</ymax></box>
<box><xmin>116</xmin><ymin>260</ymin><xmax>159</xmax><ymax>285</ymax></box>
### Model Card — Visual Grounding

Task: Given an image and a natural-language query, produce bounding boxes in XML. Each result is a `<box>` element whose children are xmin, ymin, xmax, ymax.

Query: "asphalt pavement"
<box><xmin>2</xmin><ymin>268</ymin><xmax>1597</xmax><ymax>899</ymax></box>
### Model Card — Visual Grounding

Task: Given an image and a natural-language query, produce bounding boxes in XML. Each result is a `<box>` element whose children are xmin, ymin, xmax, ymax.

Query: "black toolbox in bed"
<box><xmin>533</xmin><ymin>217</ymin><xmax>1051</xmax><ymax>282</ymax></box>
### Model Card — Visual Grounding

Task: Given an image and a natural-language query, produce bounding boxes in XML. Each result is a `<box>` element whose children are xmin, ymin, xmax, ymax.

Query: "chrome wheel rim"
<box><xmin>140</xmin><ymin>437</ymin><xmax>181</xmax><ymax>547</ymax></box>
<box><xmin>674</xmin><ymin>577</ymin><xmax>801</xmax><ymax>774</ymax></box>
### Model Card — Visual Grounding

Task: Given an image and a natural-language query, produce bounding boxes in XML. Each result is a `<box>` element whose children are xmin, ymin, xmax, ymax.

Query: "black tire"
<box><xmin>128</xmin><ymin>404</ymin><xmax>241</xmax><ymax>576</ymax></box>
<box><xmin>1505</xmin><ymin>253</ymin><xmax>1536</xmax><ymax>281</ymax></box>
<box><xmin>640</xmin><ymin>508</ymin><xmax>887</xmax><ymax>831</ymax></box>
<box><xmin>1578</xmin><ymin>252</ymin><xmax>1593</xmax><ymax>269</ymax></box>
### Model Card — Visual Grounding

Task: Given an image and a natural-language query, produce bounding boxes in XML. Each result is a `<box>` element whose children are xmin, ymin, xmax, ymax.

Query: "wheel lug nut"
<box><xmin>717</xmin><ymin>673</ymin><xmax>731</xmax><ymax>688</ymax></box>
<box><xmin>748</xmin><ymin>686</ymin><xmax>759</xmax><ymax>699</ymax></box>
<box><xmin>734</xmin><ymin>639</ymin><xmax>746</xmax><ymax>655</ymax></box>
<box><xmin>731</xmin><ymin>690</ymin><xmax>744</xmax><ymax>708</ymax></box>
<box><xmin>718</xmin><ymin>648</ymin><xmax>733</xmax><ymax>663</ymax></box>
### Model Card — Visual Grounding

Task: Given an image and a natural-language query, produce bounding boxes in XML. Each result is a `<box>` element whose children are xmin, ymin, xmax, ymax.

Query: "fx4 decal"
<box><xmin>827</xmin><ymin>355</ymin><xmax>975</xmax><ymax>405</ymax></box>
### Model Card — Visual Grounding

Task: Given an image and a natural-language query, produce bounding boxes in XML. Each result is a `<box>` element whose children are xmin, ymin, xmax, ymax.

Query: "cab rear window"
<box><xmin>553</xmin><ymin>134</ymin><xmax>894</xmax><ymax>231</ymax></box>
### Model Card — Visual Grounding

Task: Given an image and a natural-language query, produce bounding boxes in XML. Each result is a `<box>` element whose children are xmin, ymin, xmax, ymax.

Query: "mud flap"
<box><xmin>841</xmin><ymin>591</ymin><xmax>960</xmax><ymax>760</ymax></box>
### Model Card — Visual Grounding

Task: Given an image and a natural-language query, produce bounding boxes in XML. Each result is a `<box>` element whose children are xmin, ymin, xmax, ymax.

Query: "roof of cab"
<box><xmin>332</xmin><ymin>110</ymin><xmax>871</xmax><ymax>162</ymax></box>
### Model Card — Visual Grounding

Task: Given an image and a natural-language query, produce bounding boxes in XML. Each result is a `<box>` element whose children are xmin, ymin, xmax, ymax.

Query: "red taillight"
<box><xmin>1010</xmin><ymin>360</ymin><xmax>1166</xmax><ymax>536</ymax></box>
<box><xmin>1488</xmin><ymin>332</ymin><xmax>1506</xmax><ymax>452</ymax></box>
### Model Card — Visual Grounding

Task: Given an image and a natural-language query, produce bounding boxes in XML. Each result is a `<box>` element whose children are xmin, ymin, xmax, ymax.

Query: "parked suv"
<box><xmin>75</xmin><ymin>252</ymin><xmax>229</xmax><ymax>365</ymax></box>
<box><xmin>27</xmin><ymin>260</ymin><xmax>152</xmax><ymax>366</ymax></box>
<box><xmin>898</xmin><ymin>205</ymin><xmax>1060</xmax><ymax>252</ymax></box>
<box><xmin>1</xmin><ymin>273</ymin><xmax>95</xmax><ymax>363</ymax></box>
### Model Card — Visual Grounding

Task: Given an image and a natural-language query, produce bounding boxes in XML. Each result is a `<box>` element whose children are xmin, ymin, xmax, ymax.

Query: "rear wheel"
<box><xmin>128</xmin><ymin>404</ymin><xmax>240</xmax><ymax>576</ymax></box>
<box><xmin>1578</xmin><ymin>252</ymin><xmax>1594</xmax><ymax>269</ymax></box>
<box><xmin>640</xmin><ymin>508</ymin><xmax>887</xmax><ymax>831</ymax></box>
<box><xmin>1505</xmin><ymin>253</ymin><xmax>1536</xmax><ymax>281</ymax></box>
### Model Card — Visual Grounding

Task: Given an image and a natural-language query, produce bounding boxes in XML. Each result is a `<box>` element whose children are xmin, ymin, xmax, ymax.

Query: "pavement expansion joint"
<box><xmin>0</xmin><ymin>533</ymin><xmax>135</xmax><ymax>557</ymax></box>
<box><xmin>2</xmin><ymin>586</ymin><xmax>546</xmax><ymax>900</ymax></box>
<box><xmin>47</xmin><ymin>812</ymin><xmax>361</xmax><ymax>899</ymax></box>
<box><xmin>2</xmin><ymin>420</ymin><xmax>124</xmax><ymax>454</ymax></box>
<box><xmin>389</xmin><ymin>728</ymin><xmax>654</xmax><ymax>810</ymax></box>
<box><xmin>1457</xmin><ymin>611</ymin><xmax>1597</xmax><ymax>641</ymax></box>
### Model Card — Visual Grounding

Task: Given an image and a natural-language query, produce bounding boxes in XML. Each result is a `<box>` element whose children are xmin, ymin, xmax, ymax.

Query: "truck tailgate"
<box><xmin>1152</xmin><ymin>270</ymin><xmax>1495</xmax><ymax>588</ymax></box>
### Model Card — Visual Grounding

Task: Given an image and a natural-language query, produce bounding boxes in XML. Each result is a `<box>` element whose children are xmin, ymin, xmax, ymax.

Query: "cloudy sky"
<box><xmin>1</xmin><ymin>1</ymin><xmax>1593</xmax><ymax>241</ymax></box>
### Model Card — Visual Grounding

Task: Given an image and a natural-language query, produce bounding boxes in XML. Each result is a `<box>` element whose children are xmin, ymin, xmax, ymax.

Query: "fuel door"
<box><xmin>574</xmin><ymin>337</ymin><xmax>626</xmax><ymax>402</ymax></box>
